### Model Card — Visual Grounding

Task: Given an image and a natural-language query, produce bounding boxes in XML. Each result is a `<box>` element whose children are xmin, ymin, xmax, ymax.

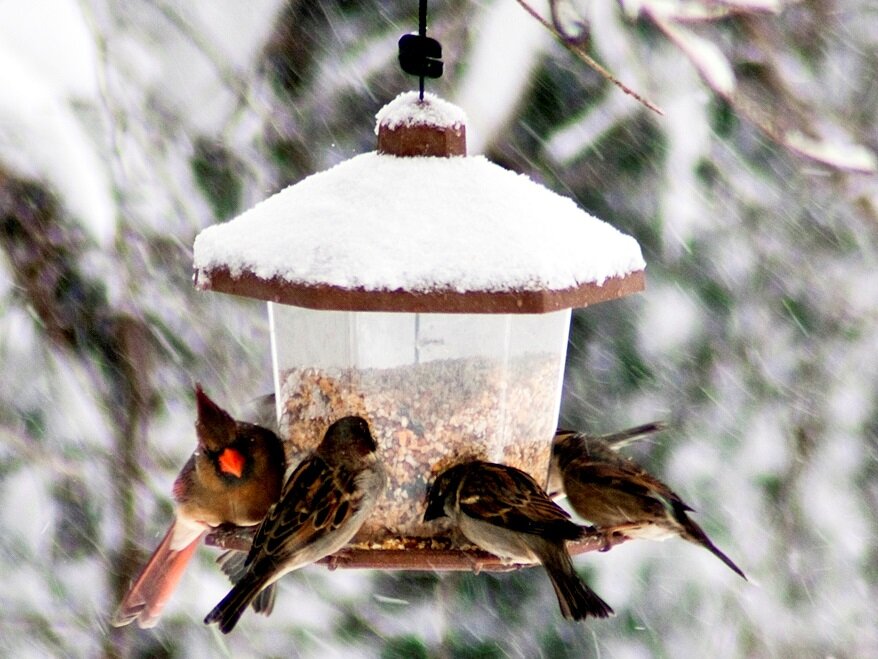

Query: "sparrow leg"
<box><xmin>575</xmin><ymin>524</ymin><xmax>612</xmax><ymax>551</ymax></box>
<box><xmin>325</xmin><ymin>547</ymin><xmax>353</xmax><ymax>571</ymax></box>
<box><xmin>600</xmin><ymin>533</ymin><xmax>615</xmax><ymax>552</ymax></box>
<box><xmin>469</xmin><ymin>550</ymin><xmax>497</xmax><ymax>575</ymax></box>
<box><xmin>597</xmin><ymin>522</ymin><xmax>642</xmax><ymax>550</ymax></box>
<box><xmin>581</xmin><ymin>524</ymin><xmax>600</xmax><ymax>537</ymax></box>
<box><xmin>597</xmin><ymin>527</ymin><xmax>617</xmax><ymax>552</ymax></box>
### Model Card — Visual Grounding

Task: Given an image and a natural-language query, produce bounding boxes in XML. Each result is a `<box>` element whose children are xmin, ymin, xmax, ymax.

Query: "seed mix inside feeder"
<box><xmin>192</xmin><ymin>91</ymin><xmax>646</xmax><ymax>570</ymax></box>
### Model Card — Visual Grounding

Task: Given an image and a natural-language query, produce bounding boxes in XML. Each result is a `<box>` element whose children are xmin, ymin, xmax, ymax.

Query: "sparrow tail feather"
<box><xmin>542</xmin><ymin>549</ymin><xmax>614</xmax><ymax>620</ymax></box>
<box><xmin>204</xmin><ymin>571</ymin><xmax>272</xmax><ymax>634</ymax></box>
<box><xmin>251</xmin><ymin>585</ymin><xmax>277</xmax><ymax>616</ymax></box>
<box><xmin>216</xmin><ymin>550</ymin><xmax>277</xmax><ymax>616</ymax></box>
<box><xmin>675</xmin><ymin>505</ymin><xmax>747</xmax><ymax>581</ymax></box>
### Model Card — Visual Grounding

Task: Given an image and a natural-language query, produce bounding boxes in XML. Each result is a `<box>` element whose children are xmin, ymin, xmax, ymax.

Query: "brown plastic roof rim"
<box><xmin>195</xmin><ymin>265</ymin><xmax>645</xmax><ymax>313</ymax></box>
<box><xmin>194</xmin><ymin>96</ymin><xmax>645</xmax><ymax>311</ymax></box>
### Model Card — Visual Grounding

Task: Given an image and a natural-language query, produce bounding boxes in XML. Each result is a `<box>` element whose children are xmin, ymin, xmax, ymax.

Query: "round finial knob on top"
<box><xmin>376</xmin><ymin>91</ymin><xmax>466</xmax><ymax>158</ymax></box>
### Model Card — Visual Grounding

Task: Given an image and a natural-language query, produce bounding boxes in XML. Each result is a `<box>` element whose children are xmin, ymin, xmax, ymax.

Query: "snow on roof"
<box><xmin>375</xmin><ymin>91</ymin><xmax>467</xmax><ymax>132</ymax></box>
<box><xmin>193</xmin><ymin>150</ymin><xmax>645</xmax><ymax>296</ymax></box>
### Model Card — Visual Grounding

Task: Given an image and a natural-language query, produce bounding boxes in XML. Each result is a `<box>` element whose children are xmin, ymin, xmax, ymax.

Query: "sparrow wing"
<box><xmin>244</xmin><ymin>454</ymin><xmax>364</xmax><ymax>567</ymax></box>
<box><xmin>567</xmin><ymin>457</ymin><xmax>694</xmax><ymax>514</ymax></box>
<box><xmin>458</xmin><ymin>463</ymin><xmax>583</xmax><ymax>542</ymax></box>
<box><xmin>593</xmin><ymin>421</ymin><xmax>668</xmax><ymax>450</ymax></box>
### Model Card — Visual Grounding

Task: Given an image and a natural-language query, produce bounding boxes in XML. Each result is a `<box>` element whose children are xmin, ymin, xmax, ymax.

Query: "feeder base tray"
<box><xmin>205</xmin><ymin>524</ymin><xmax>634</xmax><ymax>572</ymax></box>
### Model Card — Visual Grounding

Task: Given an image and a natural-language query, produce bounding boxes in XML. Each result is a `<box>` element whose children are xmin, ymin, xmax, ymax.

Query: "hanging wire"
<box><xmin>418</xmin><ymin>0</ymin><xmax>427</xmax><ymax>98</ymax></box>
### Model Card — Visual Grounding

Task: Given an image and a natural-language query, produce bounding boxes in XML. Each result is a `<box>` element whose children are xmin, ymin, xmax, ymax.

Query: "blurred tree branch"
<box><xmin>0</xmin><ymin>168</ymin><xmax>157</xmax><ymax>659</ymax></box>
<box><xmin>640</xmin><ymin>1</ymin><xmax>877</xmax><ymax>173</ymax></box>
<box><xmin>516</xmin><ymin>0</ymin><xmax>665</xmax><ymax>115</ymax></box>
<box><xmin>523</xmin><ymin>0</ymin><xmax>876</xmax><ymax>173</ymax></box>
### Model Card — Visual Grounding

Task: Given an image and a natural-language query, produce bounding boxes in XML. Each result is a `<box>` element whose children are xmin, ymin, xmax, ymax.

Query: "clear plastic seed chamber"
<box><xmin>192</xmin><ymin>91</ymin><xmax>646</xmax><ymax>568</ymax></box>
<box><xmin>270</xmin><ymin>306</ymin><xmax>572</xmax><ymax>544</ymax></box>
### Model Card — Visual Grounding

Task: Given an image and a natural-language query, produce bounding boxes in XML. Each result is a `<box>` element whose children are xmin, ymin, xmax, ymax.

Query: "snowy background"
<box><xmin>1</xmin><ymin>1</ymin><xmax>877</xmax><ymax>657</ymax></box>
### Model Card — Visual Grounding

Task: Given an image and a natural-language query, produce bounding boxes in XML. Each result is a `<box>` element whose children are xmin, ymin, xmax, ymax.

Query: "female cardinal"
<box><xmin>204</xmin><ymin>415</ymin><xmax>386</xmax><ymax>634</ymax></box>
<box><xmin>111</xmin><ymin>384</ymin><xmax>286</xmax><ymax>628</ymax></box>
<box><xmin>424</xmin><ymin>460</ymin><xmax>614</xmax><ymax>621</ymax></box>
<box><xmin>550</xmin><ymin>424</ymin><xmax>747</xmax><ymax>580</ymax></box>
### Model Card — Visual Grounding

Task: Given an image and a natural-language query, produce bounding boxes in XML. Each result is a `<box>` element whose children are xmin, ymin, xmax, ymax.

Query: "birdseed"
<box><xmin>277</xmin><ymin>354</ymin><xmax>560</xmax><ymax>547</ymax></box>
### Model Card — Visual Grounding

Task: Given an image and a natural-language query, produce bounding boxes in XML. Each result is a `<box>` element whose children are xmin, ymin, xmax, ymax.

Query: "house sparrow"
<box><xmin>550</xmin><ymin>426</ymin><xmax>747</xmax><ymax>580</ymax></box>
<box><xmin>204</xmin><ymin>415</ymin><xmax>386</xmax><ymax>634</ymax></box>
<box><xmin>547</xmin><ymin>422</ymin><xmax>668</xmax><ymax>496</ymax></box>
<box><xmin>111</xmin><ymin>385</ymin><xmax>286</xmax><ymax>628</ymax></box>
<box><xmin>424</xmin><ymin>460</ymin><xmax>613</xmax><ymax>621</ymax></box>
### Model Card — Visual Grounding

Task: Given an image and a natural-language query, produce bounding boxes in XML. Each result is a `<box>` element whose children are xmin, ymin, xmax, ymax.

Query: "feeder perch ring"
<box><xmin>205</xmin><ymin>525</ymin><xmax>633</xmax><ymax>572</ymax></box>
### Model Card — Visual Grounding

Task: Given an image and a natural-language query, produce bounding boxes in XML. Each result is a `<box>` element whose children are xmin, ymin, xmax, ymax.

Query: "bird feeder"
<box><xmin>193</xmin><ymin>91</ymin><xmax>645</xmax><ymax>570</ymax></box>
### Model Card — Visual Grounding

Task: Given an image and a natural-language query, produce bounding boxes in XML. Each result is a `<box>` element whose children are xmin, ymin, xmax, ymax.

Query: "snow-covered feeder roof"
<box><xmin>193</xmin><ymin>92</ymin><xmax>645</xmax><ymax>313</ymax></box>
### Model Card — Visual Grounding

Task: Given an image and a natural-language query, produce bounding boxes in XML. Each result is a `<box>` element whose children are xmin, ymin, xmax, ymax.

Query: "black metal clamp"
<box><xmin>398</xmin><ymin>0</ymin><xmax>443</xmax><ymax>98</ymax></box>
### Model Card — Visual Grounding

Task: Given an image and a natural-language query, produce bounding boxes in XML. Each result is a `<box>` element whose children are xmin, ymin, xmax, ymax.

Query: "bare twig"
<box><xmin>639</xmin><ymin>2</ymin><xmax>877</xmax><ymax>173</ymax></box>
<box><xmin>153</xmin><ymin>1</ymin><xmax>272</xmax><ymax>125</ymax></box>
<box><xmin>515</xmin><ymin>0</ymin><xmax>664</xmax><ymax>116</ymax></box>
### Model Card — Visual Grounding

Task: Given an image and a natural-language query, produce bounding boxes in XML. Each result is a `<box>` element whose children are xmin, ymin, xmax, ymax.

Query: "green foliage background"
<box><xmin>0</xmin><ymin>1</ymin><xmax>876</xmax><ymax>657</ymax></box>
